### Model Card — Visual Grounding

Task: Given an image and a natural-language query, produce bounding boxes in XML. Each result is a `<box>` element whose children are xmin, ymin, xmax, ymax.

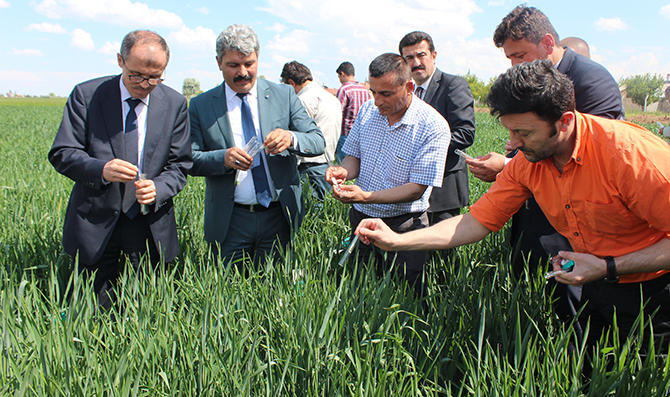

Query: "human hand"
<box><xmin>355</xmin><ymin>218</ymin><xmax>399</xmax><ymax>251</ymax></box>
<box><xmin>225</xmin><ymin>147</ymin><xmax>254</xmax><ymax>171</ymax></box>
<box><xmin>264</xmin><ymin>128</ymin><xmax>292</xmax><ymax>155</ymax></box>
<box><xmin>103</xmin><ymin>159</ymin><xmax>139</xmax><ymax>182</ymax></box>
<box><xmin>553</xmin><ymin>251</ymin><xmax>608</xmax><ymax>286</ymax></box>
<box><xmin>134</xmin><ymin>178</ymin><xmax>156</xmax><ymax>205</ymax></box>
<box><xmin>333</xmin><ymin>184</ymin><xmax>370</xmax><ymax>203</ymax></box>
<box><xmin>465</xmin><ymin>152</ymin><xmax>507</xmax><ymax>183</ymax></box>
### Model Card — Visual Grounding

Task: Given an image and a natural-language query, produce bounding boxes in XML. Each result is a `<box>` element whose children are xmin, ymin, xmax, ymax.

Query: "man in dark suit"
<box><xmin>49</xmin><ymin>30</ymin><xmax>192</xmax><ymax>310</ymax></box>
<box><xmin>189</xmin><ymin>24</ymin><xmax>324</xmax><ymax>267</ymax></box>
<box><xmin>398</xmin><ymin>31</ymin><xmax>476</xmax><ymax>227</ymax></box>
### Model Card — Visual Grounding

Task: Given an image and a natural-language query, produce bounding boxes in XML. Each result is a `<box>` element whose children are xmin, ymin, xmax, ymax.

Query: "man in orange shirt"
<box><xmin>355</xmin><ymin>60</ymin><xmax>670</xmax><ymax>349</ymax></box>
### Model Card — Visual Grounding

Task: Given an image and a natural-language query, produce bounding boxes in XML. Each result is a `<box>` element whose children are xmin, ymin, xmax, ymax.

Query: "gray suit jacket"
<box><xmin>423</xmin><ymin>69</ymin><xmax>476</xmax><ymax>212</ymax></box>
<box><xmin>188</xmin><ymin>78</ymin><xmax>325</xmax><ymax>243</ymax></box>
<box><xmin>49</xmin><ymin>75</ymin><xmax>193</xmax><ymax>264</ymax></box>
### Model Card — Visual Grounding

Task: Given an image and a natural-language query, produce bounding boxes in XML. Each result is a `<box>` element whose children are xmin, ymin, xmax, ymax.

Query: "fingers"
<box><xmin>264</xmin><ymin>129</ymin><xmax>291</xmax><ymax>154</ymax></box>
<box><xmin>226</xmin><ymin>147</ymin><xmax>253</xmax><ymax>170</ymax></box>
<box><xmin>103</xmin><ymin>159</ymin><xmax>139</xmax><ymax>182</ymax></box>
<box><xmin>134</xmin><ymin>179</ymin><xmax>156</xmax><ymax>204</ymax></box>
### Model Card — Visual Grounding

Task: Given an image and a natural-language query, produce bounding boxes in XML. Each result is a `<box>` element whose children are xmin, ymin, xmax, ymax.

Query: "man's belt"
<box><xmin>234</xmin><ymin>201</ymin><xmax>281</xmax><ymax>213</ymax></box>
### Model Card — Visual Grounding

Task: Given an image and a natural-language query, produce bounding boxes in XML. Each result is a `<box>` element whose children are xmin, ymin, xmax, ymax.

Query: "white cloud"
<box><xmin>9</xmin><ymin>48</ymin><xmax>44</xmax><ymax>56</ymax></box>
<box><xmin>26</xmin><ymin>22</ymin><xmax>67</xmax><ymax>34</ymax></box>
<box><xmin>0</xmin><ymin>0</ymin><xmax>10</xmax><ymax>8</ymax></box>
<box><xmin>267</xmin><ymin>22</ymin><xmax>286</xmax><ymax>33</ymax></box>
<box><xmin>195</xmin><ymin>6</ymin><xmax>209</xmax><ymax>15</ymax></box>
<box><xmin>99</xmin><ymin>40</ymin><xmax>120</xmax><ymax>55</ymax></box>
<box><xmin>266</xmin><ymin>30</ymin><xmax>312</xmax><ymax>53</ymax></box>
<box><xmin>593</xmin><ymin>17</ymin><xmax>628</xmax><ymax>32</ymax></box>
<box><xmin>168</xmin><ymin>26</ymin><xmax>217</xmax><ymax>54</ymax></box>
<box><xmin>661</xmin><ymin>4</ymin><xmax>670</xmax><ymax>19</ymax></box>
<box><xmin>34</xmin><ymin>0</ymin><xmax>183</xmax><ymax>29</ymax></box>
<box><xmin>70</xmin><ymin>28</ymin><xmax>95</xmax><ymax>51</ymax></box>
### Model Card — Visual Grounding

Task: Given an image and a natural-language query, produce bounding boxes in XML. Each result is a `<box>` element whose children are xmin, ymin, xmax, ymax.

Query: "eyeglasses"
<box><xmin>122</xmin><ymin>59</ymin><xmax>164</xmax><ymax>86</ymax></box>
<box><xmin>127</xmin><ymin>74</ymin><xmax>164</xmax><ymax>86</ymax></box>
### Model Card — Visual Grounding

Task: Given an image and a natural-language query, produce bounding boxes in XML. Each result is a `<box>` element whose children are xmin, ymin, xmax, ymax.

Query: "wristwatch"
<box><xmin>604</xmin><ymin>256</ymin><xmax>619</xmax><ymax>284</ymax></box>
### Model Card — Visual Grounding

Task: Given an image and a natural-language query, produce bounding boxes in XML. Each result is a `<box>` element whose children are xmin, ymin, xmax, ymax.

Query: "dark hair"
<box><xmin>336</xmin><ymin>61</ymin><xmax>355</xmax><ymax>76</ymax></box>
<box><xmin>280</xmin><ymin>61</ymin><xmax>313</xmax><ymax>85</ymax></box>
<box><xmin>120</xmin><ymin>30</ymin><xmax>170</xmax><ymax>64</ymax></box>
<box><xmin>398</xmin><ymin>31</ymin><xmax>435</xmax><ymax>55</ymax></box>
<box><xmin>493</xmin><ymin>5</ymin><xmax>559</xmax><ymax>48</ymax></box>
<box><xmin>487</xmin><ymin>59</ymin><xmax>575</xmax><ymax>124</ymax></box>
<box><xmin>369</xmin><ymin>53</ymin><xmax>410</xmax><ymax>86</ymax></box>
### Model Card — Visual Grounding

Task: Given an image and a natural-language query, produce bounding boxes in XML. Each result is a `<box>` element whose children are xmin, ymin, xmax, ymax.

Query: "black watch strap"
<box><xmin>604</xmin><ymin>256</ymin><xmax>619</xmax><ymax>284</ymax></box>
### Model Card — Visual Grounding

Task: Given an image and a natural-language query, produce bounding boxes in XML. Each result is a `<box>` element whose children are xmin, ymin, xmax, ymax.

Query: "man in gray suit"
<box><xmin>189</xmin><ymin>24</ymin><xmax>325</xmax><ymax>267</ymax></box>
<box><xmin>49</xmin><ymin>30</ymin><xmax>192</xmax><ymax>310</ymax></box>
<box><xmin>398</xmin><ymin>31</ymin><xmax>476</xmax><ymax>226</ymax></box>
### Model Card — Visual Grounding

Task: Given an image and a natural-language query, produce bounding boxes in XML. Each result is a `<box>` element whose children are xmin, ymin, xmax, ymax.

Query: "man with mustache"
<box><xmin>398</xmin><ymin>31</ymin><xmax>476</xmax><ymax>242</ymax></box>
<box><xmin>326</xmin><ymin>53</ymin><xmax>450</xmax><ymax>296</ymax></box>
<box><xmin>188</xmin><ymin>24</ymin><xmax>325</xmax><ymax>268</ymax></box>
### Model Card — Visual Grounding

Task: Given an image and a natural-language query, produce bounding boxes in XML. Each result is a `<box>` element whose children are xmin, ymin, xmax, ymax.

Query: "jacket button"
<box><xmin>114</xmin><ymin>211</ymin><xmax>119</xmax><ymax>215</ymax></box>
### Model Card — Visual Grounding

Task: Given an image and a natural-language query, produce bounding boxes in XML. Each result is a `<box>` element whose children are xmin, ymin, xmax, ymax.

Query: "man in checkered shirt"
<box><xmin>326</xmin><ymin>53</ymin><xmax>451</xmax><ymax>296</ymax></box>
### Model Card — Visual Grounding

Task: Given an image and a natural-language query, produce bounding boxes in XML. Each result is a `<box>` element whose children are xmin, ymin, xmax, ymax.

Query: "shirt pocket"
<box><xmin>582</xmin><ymin>199</ymin><xmax>636</xmax><ymax>236</ymax></box>
<box><xmin>388</xmin><ymin>149</ymin><xmax>412</xmax><ymax>186</ymax></box>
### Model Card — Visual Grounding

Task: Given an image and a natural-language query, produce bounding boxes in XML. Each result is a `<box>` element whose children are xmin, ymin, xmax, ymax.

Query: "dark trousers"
<box><xmin>77</xmin><ymin>213</ymin><xmax>158</xmax><ymax>311</ymax></box>
<box><xmin>349</xmin><ymin>207</ymin><xmax>428</xmax><ymax>296</ymax></box>
<box><xmin>298</xmin><ymin>162</ymin><xmax>330</xmax><ymax>202</ymax></box>
<box><xmin>580</xmin><ymin>272</ymin><xmax>670</xmax><ymax>352</ymax></box>
<box><xmin>213</xmin><ymin>202</ymin><xmax>290</xmax><ymax>271</ymax></box>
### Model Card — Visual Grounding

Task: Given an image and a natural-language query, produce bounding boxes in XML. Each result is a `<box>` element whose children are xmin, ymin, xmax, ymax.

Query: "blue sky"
<box><xmin>1</xmin><ymin>0</ymin><xmax>669</xmax><ymax>97</ymax></box>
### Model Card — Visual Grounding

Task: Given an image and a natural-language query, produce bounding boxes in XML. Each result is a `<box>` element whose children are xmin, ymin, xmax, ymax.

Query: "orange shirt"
<box><xmin>470</xmin><ymin>112</ymin><xmax>670</xmax><ymax>283</ymax></box>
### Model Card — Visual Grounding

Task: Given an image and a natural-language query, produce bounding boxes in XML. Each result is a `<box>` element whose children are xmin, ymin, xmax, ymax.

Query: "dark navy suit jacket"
<box><xmin>49</xmin><ymin>75</ymin><xmax>192</xmax><ymax>264</ymax></box>
<box><xmin>423</xmin><ymin>69</ymin><xmax>476</xmax><ymax>212</ymax></box>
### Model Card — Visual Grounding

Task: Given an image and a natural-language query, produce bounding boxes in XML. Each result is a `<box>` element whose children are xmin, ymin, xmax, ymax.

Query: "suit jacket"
<box><xmin>423</xmin><ymin>69</ymin><xmax>476</xmax><ymax>212</ymax></box>
<box><xmin>188</xmin><ymin>78</ymin><xmax>325</xmax><ymax>243</ymax></box>
<box><xmin>49</xmin><ymin>75</ymin><xmax>193</xmax><ymax>265</ymax></box>
<box><xmin>558</xmin><ymin>48</ymin><xmax>624</xmax><ymax>120</ymax></box>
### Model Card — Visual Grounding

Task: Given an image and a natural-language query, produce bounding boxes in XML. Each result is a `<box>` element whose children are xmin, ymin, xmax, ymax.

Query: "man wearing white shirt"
<box><xmin>281</xmin><ymin>61</ymin><xmax>342</xmax><ymax>201</ymax></box>
<box><xmin>189</xmin><ymin>25</ymin><xmax>325</xmax><ymax>267</ymax></box>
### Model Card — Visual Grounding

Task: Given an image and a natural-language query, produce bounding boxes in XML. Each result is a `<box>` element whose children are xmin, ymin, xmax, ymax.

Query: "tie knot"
<box><xmin>127</xmin><ymin>98</ymin><xmax>141</xmax><ymax>110</ymax></box>
<box><xmin>236</xmin><ymin>92</ymin><xmax>248</xmax><ymax>101</ymax></box>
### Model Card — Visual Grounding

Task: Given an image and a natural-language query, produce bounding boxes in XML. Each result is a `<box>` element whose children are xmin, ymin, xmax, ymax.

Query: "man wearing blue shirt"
<box><xmin>326</xmin><ymin>53</ymin><xmax>450</xmax><ymax>295</ymax></box>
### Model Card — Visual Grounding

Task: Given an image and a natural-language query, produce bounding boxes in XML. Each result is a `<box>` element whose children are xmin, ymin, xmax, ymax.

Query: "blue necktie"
<box><xmin>237</xmin><ymin>93</ymin><xmax>272</xmax><ymax>207</ymax></box>
<box><xmin>123</xmin><ymin>98</ymin><xmax>141</xmax><ymax>218</ymax></box>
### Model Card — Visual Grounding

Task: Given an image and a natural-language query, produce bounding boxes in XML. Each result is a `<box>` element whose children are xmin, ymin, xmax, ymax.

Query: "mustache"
<box><xmin>412</xmin><ymin>65</ymin><xmax>425</xmax><ymax>72</ymax></box>
<box><xmin>233</xmin><ymin>74</ymin><xmax>253</xmax><ymax>82</ymax></box>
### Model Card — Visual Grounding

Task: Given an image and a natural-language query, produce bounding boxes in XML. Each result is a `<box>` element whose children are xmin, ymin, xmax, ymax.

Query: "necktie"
<box><xmin>414</xmin><ymin>86</ymin><xmax>424</xmax><ymax>100</ymax></box>
<box><xmin>236</xmin><ymin>93</ymin><xmax>272</xmax><ymax>207</ymax></box>
<box><xmin>123</xmin><ymin>98</ymin><xmax>141</xmax><ymax>218</ymax></box>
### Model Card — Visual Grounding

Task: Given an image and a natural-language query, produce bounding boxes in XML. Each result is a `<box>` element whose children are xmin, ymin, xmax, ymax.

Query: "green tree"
<box><xmin>619</xmin><ymin>73</ymin><xmax>664</xmax><ymax>107</ymax></box>
<box><xmin>182</xmin><ymin>78</ymin><xmax>203</xmax><ymax>99</ymax></box>
<box><xmin>461</xmin><ymin>72</ymin><xmax>495</xmax><ymax>104</ymax></box>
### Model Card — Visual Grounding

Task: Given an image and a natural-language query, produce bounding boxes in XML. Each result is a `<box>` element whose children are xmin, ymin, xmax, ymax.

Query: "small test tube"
<box><xmin>338</xmin><ymin>234</ymin><xmax>360</xmax><ymax>267</ymax></box>
<box><xmin>454</xmin><ymin>149</ymin><xmax>474</xmax><ymax>160</ymax></box>
<box><xmin>544</xmin><ymin>259</ymin><xmax>575</xmax><ymax>279</ymax></box>
<box><xmin>139</xmin><ymin>173</ymin><xmax>149</xmax><ymax>215</ymax></box>
<box><xmin>324</xmin><ymin>152</ymin><xmax>342</xmax><ymax>192</ymax></box>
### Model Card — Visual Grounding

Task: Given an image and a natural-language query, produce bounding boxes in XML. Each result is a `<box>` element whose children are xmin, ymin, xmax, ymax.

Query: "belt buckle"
<box><xmin>249</xmin><ymin>204</ymin><xmax>255</xmax><ymax>213</ymax></box>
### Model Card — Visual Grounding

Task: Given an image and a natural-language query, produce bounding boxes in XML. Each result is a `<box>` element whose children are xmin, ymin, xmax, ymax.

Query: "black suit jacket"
<box><xmin>423</xmin><ymin>69</ymin><xmax>476</xmax><ymax>212</ymax></box>
<box><xmin>49</xmin><ymin>75</ymin><xmax>192</xmax><ymax>264</ymax></box>
<box><xmin>558</xmin><ymin>48</ymin><xmax>624</xmax><ymax>120</ymax></box>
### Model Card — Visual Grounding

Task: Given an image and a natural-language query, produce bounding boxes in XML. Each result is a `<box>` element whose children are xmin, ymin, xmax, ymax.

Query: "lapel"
<box><xmin>211</xmin><ymin>84</ymin><xmax>235</xmax><ymax>148</ymax></box>
<box><xmin>423</xmin><ymin>69</ymin><xmax>441</xmax><ymax>105</ymax></box>
<box><xmin>256</xmin><ymin>79</ymin><xmax>272</xmax><ymax>139</ymax></box>
<box><xmin>557</xmin><ymin>48</ymin><xmax>575</xmax><ymax>75</ymax></box>
<box><xmin>142</xmin><ymin>84</ymin><xmax>167</xmax><ymax>173</ymax></box>
<box><xmin>100</xmin><ymin>75</ymin><xmax>124</xmax><ymax>159</ymax></box>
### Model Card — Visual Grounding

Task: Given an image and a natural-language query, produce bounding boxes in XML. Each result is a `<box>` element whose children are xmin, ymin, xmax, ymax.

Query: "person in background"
<box><xmin>335</xmin><ymin>61</ymin><xmax>371</xmax><ymax>163</ymax></box>
<box><xmin>281</xmin><ymin>61</ymin><xmax>342</xmax><ymax>201</ymax></box>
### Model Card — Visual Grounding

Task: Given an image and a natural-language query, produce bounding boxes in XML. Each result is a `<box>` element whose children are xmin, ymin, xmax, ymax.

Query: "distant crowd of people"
<box><xmin>49</xmin><ymin>4</ymin><xmax>670</xmax><ymax>357</ymax></box>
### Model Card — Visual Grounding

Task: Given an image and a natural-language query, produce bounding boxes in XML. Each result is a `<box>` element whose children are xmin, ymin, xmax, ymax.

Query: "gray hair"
<box><xmin>216</xmin><ymin>24</ymin><xmax>260</xmax><ymax>59</ymax></box>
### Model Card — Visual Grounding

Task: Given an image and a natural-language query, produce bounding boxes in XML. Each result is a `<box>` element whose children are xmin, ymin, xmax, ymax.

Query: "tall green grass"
<box><xmin>1</xmin><ymin>105</ymin><xmax>668</xmax><ymax>396</ymax></box>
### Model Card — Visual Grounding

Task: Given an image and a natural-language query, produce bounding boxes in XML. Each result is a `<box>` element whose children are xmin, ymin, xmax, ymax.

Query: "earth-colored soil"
<box><xmin>625</xmin><ymin>114</ymin><xmax>670</xmax><ymax>125</ymax></box>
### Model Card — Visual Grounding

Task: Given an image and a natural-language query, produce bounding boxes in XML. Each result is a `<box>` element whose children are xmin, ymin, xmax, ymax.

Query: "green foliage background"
<box><xmin>0</xmin><ymin>101</ymin><xmax>668</xmax><ymax>396</ymax></box>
